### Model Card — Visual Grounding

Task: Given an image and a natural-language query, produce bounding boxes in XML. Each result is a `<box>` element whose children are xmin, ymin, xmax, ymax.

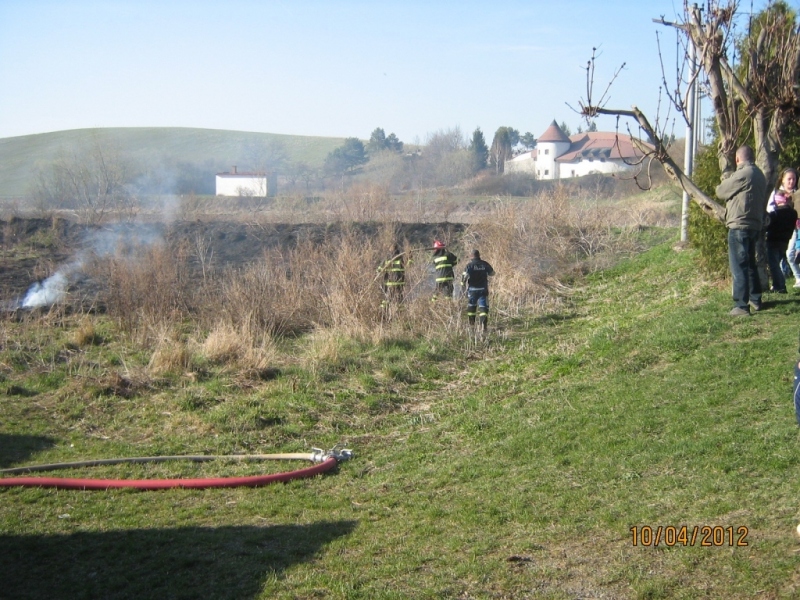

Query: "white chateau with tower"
<box><xmin>505</xmin><ymin>120</ymin><xmax>648</xmax><ymax>180</ymax></box>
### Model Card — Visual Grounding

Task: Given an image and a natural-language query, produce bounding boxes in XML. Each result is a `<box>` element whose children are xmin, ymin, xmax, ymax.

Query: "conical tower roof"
<box><xmin>538</xmin><ymin>120</ymin><xmax>571</xmax><ymax>144</ymax></box>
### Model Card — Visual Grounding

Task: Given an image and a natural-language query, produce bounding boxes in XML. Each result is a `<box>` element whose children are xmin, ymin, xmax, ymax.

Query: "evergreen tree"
<box><xmin>367</xmin><ymin>127</ymin><xmax>404</xmax><ymax>154</ymax></box>
<box><xmin>385</xmin><ymin>133</ymin><xmax>404</xmax><ymax>153</ymax></box>
<box><xmin>324</xmin><ymin>138</ymin><xmax>368</xmax><ymax>175</ymax></box>
<box><xmin>520</xmin><ymin>132</ymin><xmax>537</xmax><ymax>150</ymax></box>
<box><xmin>468</xmin><ymin>127</ymin><xmax>489</xmax><ymax>172</ymax></box>
<box><xmin>367</xmin><ymin>128</ymin><xmax>387</xmax><ymax>154</ymax></box>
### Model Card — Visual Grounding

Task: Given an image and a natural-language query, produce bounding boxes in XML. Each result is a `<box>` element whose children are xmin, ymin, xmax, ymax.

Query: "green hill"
<box><xmin>0</xmin><ymin>127</ymin><xmax>346</xmax><ymax>198</ymax></box>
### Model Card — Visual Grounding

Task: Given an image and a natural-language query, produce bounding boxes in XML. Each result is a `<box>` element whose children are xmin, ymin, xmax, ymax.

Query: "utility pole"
<box><xmin>682</xmin><ymin>38</ymin><xmax>697</xmax><ymax>243</ymax></box>
<box><xmin>653</xmin><ymin>4</ymin><xmax>700</xmax><ymax>244</ymax></box>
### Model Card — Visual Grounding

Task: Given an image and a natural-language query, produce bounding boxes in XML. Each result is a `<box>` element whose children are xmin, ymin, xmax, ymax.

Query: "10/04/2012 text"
<box><xmin>630</xmin><ymin>525</ymin><xmax>749</xmax><ymax>547</ymax></box>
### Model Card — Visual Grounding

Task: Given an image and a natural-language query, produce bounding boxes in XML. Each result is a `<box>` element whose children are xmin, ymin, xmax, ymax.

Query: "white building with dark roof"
<box><xmin>505</xmin><ymin>120</ymin><xmax>649</xmax><ymax>180</ymax></box>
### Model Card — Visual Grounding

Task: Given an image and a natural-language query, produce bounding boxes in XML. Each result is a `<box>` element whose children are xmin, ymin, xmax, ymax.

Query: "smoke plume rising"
<box><xmin>17</xmin><ymin>222</ymin><xmax>165</xmax><ymax>309</ymax></box>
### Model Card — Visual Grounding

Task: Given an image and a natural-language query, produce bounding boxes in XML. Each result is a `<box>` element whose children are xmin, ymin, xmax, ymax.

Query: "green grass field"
<box><xmin>0</xmin><ymin>127</ymin><xmax>345</xmax><ymax>198</ymax></box>
<box><xmin>2</xmin><ymin>232</ymin><xmax>800</xmax><ymax>598</ymax></box>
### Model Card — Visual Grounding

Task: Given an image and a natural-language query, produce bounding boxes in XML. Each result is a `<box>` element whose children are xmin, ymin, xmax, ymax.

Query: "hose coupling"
<box><xmin>311</xmin><ymin>445</ymin><xmax>354</xmax><ymax>463</ymax></box>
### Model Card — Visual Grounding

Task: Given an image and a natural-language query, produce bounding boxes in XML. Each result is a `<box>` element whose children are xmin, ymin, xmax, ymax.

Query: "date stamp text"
<box><xmin>630</xmin><ymin>525</ymin><xmax>749</xmax><ymax>547</ymax></box>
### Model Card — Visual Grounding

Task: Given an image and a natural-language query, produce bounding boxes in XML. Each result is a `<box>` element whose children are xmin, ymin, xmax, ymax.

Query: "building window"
<box><xmin>571</xmin><ymin>170</ymin><xmax>575</xmax><ymax>177</ymax></box>
<box><xmin>544</xmin><ymin>169</ymin><xmax>549</xmax><ymax>176</ymax></box>
<box><xmin>544</xmin><ymin>149</ymin><xmax>549</xmax><ymax>155</ymax></box>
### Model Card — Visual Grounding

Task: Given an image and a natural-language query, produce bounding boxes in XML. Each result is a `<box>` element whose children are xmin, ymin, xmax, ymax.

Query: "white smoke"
<box><xmin>21</xmin><ymin>272</ymin><xmax>69</xmax><ymax>308</ymax></box>
<box><xmin>18</xmin><ymin>222</ymin><xmax>165</xmax><ymax>309</ymax></box>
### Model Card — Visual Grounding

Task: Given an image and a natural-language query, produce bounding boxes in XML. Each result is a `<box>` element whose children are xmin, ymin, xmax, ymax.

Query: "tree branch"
<box><xmin>584</xmin><ymin>105</ymin><xmax>726</xmax><ymax>222</ymax></box>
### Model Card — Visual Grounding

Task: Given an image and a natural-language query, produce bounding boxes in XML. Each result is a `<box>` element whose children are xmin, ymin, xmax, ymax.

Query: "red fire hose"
<box><xmin>0</xmin><ymin>447</ymin><xmax>352</xmax><ymax>491</ymax></box>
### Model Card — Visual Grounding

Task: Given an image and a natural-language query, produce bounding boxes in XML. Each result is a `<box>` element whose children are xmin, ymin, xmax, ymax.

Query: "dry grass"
<box><xmin>62</xmin><ymin>184</ymin><xmax>677</xmax><ymax>372</ymax></box>
<box><xmin>459</xmin><ymin>186</ymin><xmax>646</xmax><ymax>316</ymax></box>
<box><xmin>70</xmin><ymin>317</ymin><xmax>97</xmax><ymax>347</ymax></box>
<box><xmin>198</xmin><ymin>319</ymin><xmax>279</xmax><ymax>373</ymax></box>
<box><xmin>87</xmin><ymin>238</ymin><xmax>194</xmax><ymax>344</ymax></box>
<box><xmin>148</xmin><ymin>329</ymin><xmax>192</xmax><ymax>376</ymax></box>
<box><xmin>198</xmin><ymin>321</ymin><xmax>243</xmax><ymax>364</ymax></box>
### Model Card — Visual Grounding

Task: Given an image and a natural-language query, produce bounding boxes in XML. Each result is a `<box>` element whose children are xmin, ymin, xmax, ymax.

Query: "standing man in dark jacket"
<box><xmin>715</xmin><ymin>145</ymin><xmax>768</xmax><ymax>316</ymax></box>
<box><xmin>462</xmin><ymin>249</ymin><xmax>495</xmax><ymax>330</ymax></box>
<box><xmin>432</xmin><ymin>240</ymin><xmax>458</xmax><ymax>299</ymax></box>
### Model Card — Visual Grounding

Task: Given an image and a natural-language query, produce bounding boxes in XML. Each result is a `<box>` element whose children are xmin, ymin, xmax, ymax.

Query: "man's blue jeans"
<box><xmin>767</xmin><ymin>240</ymin><xmax>788</xmax><ymax>291</ymax></box>
<box><xmin>728</xmin><ymin>228</ymin><xmax>762</xmax><ymax>309</ymax></box>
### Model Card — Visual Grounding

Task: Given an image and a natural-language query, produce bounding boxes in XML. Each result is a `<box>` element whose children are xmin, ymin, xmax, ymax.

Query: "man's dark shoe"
<box><xmin>730</xmin><ymin>307</ymin><xmax>751</xmax><ymax>317</ymax></box>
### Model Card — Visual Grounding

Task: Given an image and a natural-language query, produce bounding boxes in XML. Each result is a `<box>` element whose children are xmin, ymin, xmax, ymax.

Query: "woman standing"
<box><xmin>766</xmin><ymin>168</ymin><xmax>798</xmax><ymax>293</ymax></box>
<box><xmin>769</xmin><ymin>169</ymin><xmax>800</xmax><ymax>286</ymax></box>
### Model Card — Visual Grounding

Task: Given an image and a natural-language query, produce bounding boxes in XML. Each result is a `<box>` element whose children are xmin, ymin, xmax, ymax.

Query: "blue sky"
<box><xmin>0</xmin><ymin>0</ymin><xmax>755</xmax><ymax>143</ymax></box>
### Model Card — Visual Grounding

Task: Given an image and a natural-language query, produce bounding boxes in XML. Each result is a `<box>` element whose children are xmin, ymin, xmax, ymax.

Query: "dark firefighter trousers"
<box><xmin>466</xmin><ymin>287</ymin><xmax>489</xmax><ymax>326</ymax></box>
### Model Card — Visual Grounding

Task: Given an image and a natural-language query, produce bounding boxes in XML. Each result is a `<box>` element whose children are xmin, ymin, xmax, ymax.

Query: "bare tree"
<box><xmin>577</xmin><ymin>1</ymin><xmax>800</xmax><ymax>223</ymax></box>
<box><xmin>32</xmin><ymin>137</ymin><xmax>138</xmax><ymax>224</ymax></box>
<box><xmin>684</xmin><ymin>1</ymin><xmax>800</xmax><ymax>184</ymax></box>
<box><xmin>417</xmin><ymin>127</ymin><xmax>472</xmax><ymax>187</ymax></box>
<box><xmin>424</xmin><ymin>127</ymin><xmax>467</xmax><ymax>159</ymax></box>
<box><xmin>488</xmin><ymin>127</ymin><xmax>521</xmax><ymax>174</ymax></box>
<box><xmin>244</xmin><ymin>138</ymin><xmax>287</xmax><ymax>198</ymax></box>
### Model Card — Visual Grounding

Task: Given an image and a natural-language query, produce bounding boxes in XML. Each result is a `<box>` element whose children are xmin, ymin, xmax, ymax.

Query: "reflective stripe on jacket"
<box><xmin>379</xmin><ymin>258</ymin><xmax>405</xmax><ymax>285</ymax></box>
<box><xmin>433</xmin><ymin>251</ymin><xmax>457</xmax><ymax>282</ymax></box>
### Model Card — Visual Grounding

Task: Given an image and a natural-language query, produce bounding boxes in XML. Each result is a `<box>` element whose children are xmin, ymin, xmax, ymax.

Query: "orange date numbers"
<box><xmin>630</xmin><ymin>525</ymin><xmax>749</xmax><ymax>547</ymax></box>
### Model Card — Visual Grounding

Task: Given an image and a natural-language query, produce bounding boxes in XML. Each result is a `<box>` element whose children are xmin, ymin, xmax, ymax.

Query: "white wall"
<box><xmin>560</xmin><ymin>159</ymin><xmax>631</xmax><ymax>179</ymax></box>
<box><xmin>216</xmin><ymin>175</ymin><xmax>267</xmax><ymax>197</ymax></box>
<box><xmin>505</xmin><ymin>154</ymin><xmax>636</xmax><ymax>179</ymax></box>
<box><xmin>505</xmin><ymin>152</ymin><xmax>536</xmax><ymax>174</ymax></box>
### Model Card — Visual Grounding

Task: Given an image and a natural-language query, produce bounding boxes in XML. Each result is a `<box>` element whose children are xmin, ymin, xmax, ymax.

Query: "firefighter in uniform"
<box><xmin>379</xmin><ymin>244</ymin><xmax>406</xmax><ymax>307</ymax></box>
<box><xmin>462</xmin><ymin>249</ymin><xmax>495</xmax><ymax>330</ymax></box>
<box><xmin>431</xmin><ymin>240</ymin><xmax>458</xmax><ymax>299</ymax></box>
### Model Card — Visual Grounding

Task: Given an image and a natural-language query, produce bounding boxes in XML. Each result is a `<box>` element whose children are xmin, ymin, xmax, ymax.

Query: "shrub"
<box><xmin>689</xmin><ymin>145</ymin><xmax>728</xmax><ymax>278</ymax></box>
<box><xmin>91</xmin><ymin>238</ymin><xmax>194</xmax><ymax>343</ymax></box>
<box><xmin>688</xmin><ymin>203</ymin><xmax>728</xmax><ymax>277</ymax></box>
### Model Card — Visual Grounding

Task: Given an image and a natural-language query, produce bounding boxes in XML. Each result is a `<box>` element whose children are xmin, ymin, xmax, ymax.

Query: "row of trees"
<box><xmin>324</xmin><ymin>124</ymin><xmax>549</xmax><ymax>179</ymax></box>
<box><xmin>322</xmin><ymin>128</ymin><xmax>405</xmax><ymax>176</ymax></box>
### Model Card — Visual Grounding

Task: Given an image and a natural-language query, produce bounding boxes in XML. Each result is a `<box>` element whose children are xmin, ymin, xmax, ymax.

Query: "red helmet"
<box><xmin>433</xmin><ymin>240</ymin><xmax>445</xmax><ymax>249</ymax></box>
